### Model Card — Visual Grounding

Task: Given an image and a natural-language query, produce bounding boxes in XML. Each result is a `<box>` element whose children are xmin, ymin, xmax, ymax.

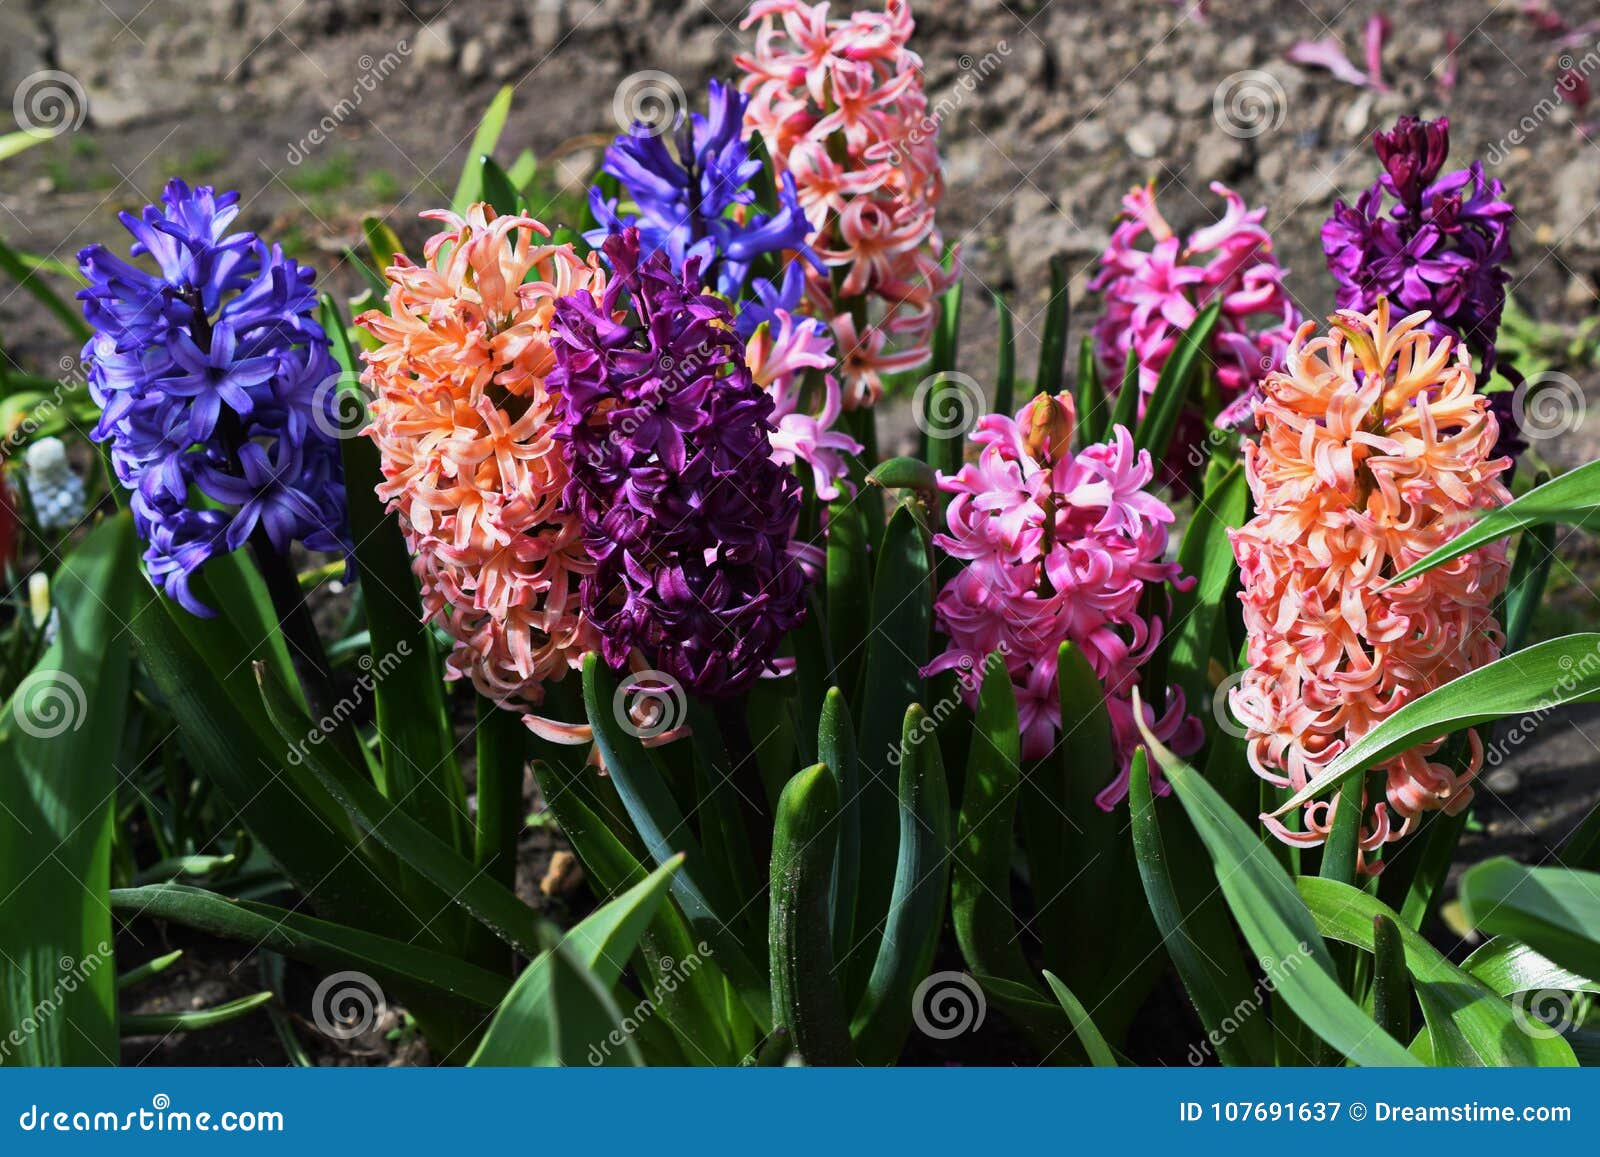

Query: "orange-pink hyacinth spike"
<box><xmin>1229</xmin><ymin>301</ymin><xmax>1512</xmax><ymax>871</ymax></box>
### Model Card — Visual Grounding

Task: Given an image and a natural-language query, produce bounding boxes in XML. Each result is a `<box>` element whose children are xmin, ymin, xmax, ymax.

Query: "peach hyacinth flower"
<box><xmin>358</xmin><ymin>205</ymin><xmax>607</xmax><ymax>720</ymax></box>
<box><xmin>737</xmin><ymin>0</ymin><xmax>953</xmax><ymax>408</ymax></box>
<box><xmin>1229</xmin><ymin>301</ymin><xmax>1512</xmax><ymax>872</ymax></box>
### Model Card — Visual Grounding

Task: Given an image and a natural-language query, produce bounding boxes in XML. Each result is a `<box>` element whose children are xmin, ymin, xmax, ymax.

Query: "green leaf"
<box><xmin>118</xmin><ymin>950</ymin><xmax>183</xmax><ymax>991</ymax></box>
<box><xmin>818</xmin><ymin>689</ymin><xmax>861</xmax><ymax>961</ymax></box>
<box><xmin>1128</xmin><ymin>748</ymin><xmax>1273</xmax><ymax>1066</ymax></box>
<box><xmin>451</xmin><ymin>86</ymin><xmax>514</xmax><ymax>214</ymax></box>
<box><xmin>321</xmin><ymin>294</ymin><xmax>466</xmax><ymax>853</ymax></box>
<box><xmin>1138</xmin><ymin>700</ymin><xmax>1420</xmax><ymax>1066</ymax></box>
<box><xmin>532</xmin><ymin>756</ymin><xmax>736</xmax><ymax>1064</ymax></box>
<box><xmin>1460</xmin><ymin>937</ymin><xmax>1598</xmax><ymax>998</ymax></box>
<box><xmin>565</xmin><ymin>856</ymin><xmax>685</xmax><ymax>987</ymax></box>
<box><xmin>1041</xmin><ymin>972</ymin><xmax>1117</xmax><ymax>1067</ymax></box>
<box><xmin>122</xmin><ymin>992</ymin><xmax>274</xmax><ymax>1037</ymax></box>
<box><xmin>1387</xmin><ymin>459</ymin><xmax>1600</xmax><ymax>586</ymax></box>
<box><xmin>472</xmin><ymin>928</ymin><xmax>643</xmax><ymax>1067</ymax></box>
<box><xmin>1371</xmin><ymin>914</ymin><xmax>1410</xmax><ymax>1045</ymax></box>
<box><xmin>1164</xmin><ymin>462</ymin><xmax>1247</xmax><ymax>713</ymax></box>
<box><xmin>994</xmin><ymin>293</ymin><xmax>1015</xmax><ymax>417</ymax></box>
<box><xmin>1504</xmin><ymin>524</ymin><xmax>1555</xmax><ymax>653</ymax></box>
<box><xmin>480</xmin><ymin>156</ymin><xmax>523</xmax><ymax>215</ymax></box>
<box><xmin>1460</xmin><ymin>858</ymin><xmax>1600</xmax><ymax>983</ymax></box>
<box><xmin>111</xmin><ymin>884</ymin><xmax>510</xmax><ymax>1011</ymax></box>
<box><xmin>255</xmin><ymin>662</ymin><xmax>548</xmax><ymax>960</ymax></box>
<box><xmin>851</xmin><ymin>704</ymin><xmax>951</xmax><ymax>1065</ymax></box>
<box><xmin>849</xmin><ymin>505</ymin><xmax>931</xmax><ymax>992</ymax></box>
<box><xmin>469</xmin><ymin>860</ymin><xmax>683</xmax><ymax>1065</ymax></box>
<box><xmin>1035</xmin><ymin>255</ymin><xmax>1071</xmax><ymax>396</ymax></box>
<box><xmin>1135</xmin><ymin>301</ymin><xmax>1222</xmax><ymax>462</ymax></box>
<box><xmin>474</xmin><ymin>697</ymin><xmax>528</xmax><ymax>897</ymax></box>
<box><xmin>0</xmin><ymin>235</ymin><xmax>90</xmax><ymax>341</ymax></box>
<box><xmin>770</xmin><ymin>764</ymin><xmax>853</xmax><ymax>1064</ymax></box>
<box><xmin>0</xmin><ymin>514</ymin><xmax>137</xmax><ymax>1065</ymax></box>
<box><xmin>580</xmin><ymin>655</ymin><xmax>771</xmax><ymax>1030</ymax></box>
<box><xmin>825</xmin><ymin>496</ymin><xmax>871</xmax><ymax>701</ymax></box>
<box><xmin>362</xmin><ymin>216</ymin><xmax>403</xmax><ymax>273</ymax></box>
<box><xmin>1076</xmin><ymin>336</ymin><xmax>1105</xmax><ymax>446</ymax></box>
<box><xmin>1109</xmin><ymin>348</ymin><xmax>1141</xmax><ymax>431</ymax></box>
<box><xmin>1271</xmin><ymin>634</ymin><xmax>1600</xmax><ymax>819</ymax></box>
<box><xmin>1299</xmin><ymin>876</ymin><xmax>1575</xmax><ymax>1066</ymax></box>
<box><xmin>0</xmin><ymin>130</ymin><xmax>57</xmax><ymax>163</ymax></box>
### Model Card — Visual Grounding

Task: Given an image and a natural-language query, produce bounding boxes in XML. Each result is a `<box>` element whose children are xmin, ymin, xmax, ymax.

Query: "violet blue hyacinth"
<box><xmin>1322</xmin><ymin>115</ymin><xmax>1514</xmax><ymax>371</ymax></box>
<box><xmin>587</xmin><ymin>78</ymin><xmax>817</xmax><ymax>299</ymax></box>
<box><xmin>550</xmin><ymin>228</ymin><xmax>807</xmax><ymax>698</ymax></box>
<box><xmin>78</xmin><ymin>179</ymin><xmax>350</xmax><ymax>616</ymax></box>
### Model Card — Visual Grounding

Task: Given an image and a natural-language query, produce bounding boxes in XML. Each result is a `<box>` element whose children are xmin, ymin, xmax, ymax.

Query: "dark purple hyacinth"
<box><xmin>1324</xmin><ymin>116</ymin><xmax>1514</xmax><ymax>366</ymax></box>
<box><xmin>549</xmin><ymin>229</ymin><xmax>806</xmax><ymax>699</ymax></box>
<box><xmin>1323</xmin><ymin>115</ymin><xmax>1518</xmax><ymax>456</ymax></box>
<box><xmin>79</xmin><ymin>180</ymin><xmax>350</xmax><ymax>615</ymax></box>
<box><xmin>587</xmin><ymin>78</ymin><xmax>816</xmax><ymax>300</ymax></box>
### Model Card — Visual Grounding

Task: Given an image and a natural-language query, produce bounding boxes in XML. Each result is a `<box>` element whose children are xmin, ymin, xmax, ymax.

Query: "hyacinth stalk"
<box><xmin>925</xmin><ymin>391</ymin><xmax>1200</xmax><ymax>807</ymax></box>
<box><xmin>358</xmin><ymin>205</ymin><xmax>606</xmax><ymax>721</ymax></box>
<box><xmin>737</xmin><ymin>0</ymin><xmax>954</xmax><ymax>409</ymax></box>
<box><xmin>550</xmin><ymin>228</ymin><xmax>808</xmax><ymax>700</ymax></box>
<box><xmin>1090</xmin><ymin>180</ymin><xmax>1299</xmax><ymax>445</ymax></box>
<box><xmin>78</xmin><ymin>178</ymin><xmax>349</xmax><ymax>713</ymax></box>
<box><xmin>1229</xmin><ymin>301</ymin><xmax>1512</xmax><ymax>871</ymax></box>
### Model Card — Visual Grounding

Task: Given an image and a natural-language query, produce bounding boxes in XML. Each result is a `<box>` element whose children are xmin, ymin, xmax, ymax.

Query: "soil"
<box><xmin>5</xmin><ymin>0</ymin><xmax>1599</xmax><ymax>1065</ymax></box>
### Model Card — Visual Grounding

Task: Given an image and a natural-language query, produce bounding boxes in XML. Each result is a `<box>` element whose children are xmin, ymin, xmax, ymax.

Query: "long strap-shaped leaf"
<box><xmin>256</xmin><ymin>662</ymin><xmax>548</xmax><ymax>959</ymax></box>
<box><xmin>1459</xmin><ymin>858</ymin><xmax>1600</xmax><ymax>983</ymax></box>
<box><xmin>580</xmin><ymin>655</ymin><xmax>772</xmax><ymax>1031</ymax></box>
<box><xmin>111</xmin><ymin>884</ymin><xmax>509</xmax><ymax>1011</ymax></box>
<box><xmin>1299</xmin><ymin>876</ymin><xmax>1575</xmax><ymax>1066</ymax></box>
<box><xmin>1136</xmin><ymin>695</ymin><xmax>1419</xmax><ymax>1066</ymax></box>
<box><xmin>322</xmin><ymin>294</ymin><xmax>467</xmax><ymax>854</ymax></box>
<box><xmin>1128</xmin><ymin>749</ymin><xmax>1273</xmax><ymax>1066</ymax></box>
<box><xmin>469</xmin><ymin>859</ymin><xmax>683</xmax><ymax>1066</ymax></box>
<box><xmin>1269</xmin><ymin>634</ymin><xmax>1600</xmax><ymax>819</ymax></box>
<box><xmin>851</xmin><ymin>704</ymin><xmax>951</xmax><ymax>1064</ymax></box>
<box><xmin>0</xmin><ymin>514</ymin><xmax>135</xmax><ymax>1065</ymax></box>
<box><xmin>1387</xmin><ymin>458</ymin><xmax>1600</xmax><ymax>585</ymax></box>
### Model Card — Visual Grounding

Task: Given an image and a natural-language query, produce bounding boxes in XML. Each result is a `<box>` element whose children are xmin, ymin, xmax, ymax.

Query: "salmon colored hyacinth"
<box><xmin>737</xmin><ymin>0</ymin><xmax>954</xmax><ymax>408</ymax></box>
<box><xmin>1229</xmin><ymin>301</ymin><xmax>1512</xmax><ymax>871</ymax></box>
<box><xmin>357</xmin><ymin>205</ymin><xmax>607</xmax><ymax>717</ymax></box>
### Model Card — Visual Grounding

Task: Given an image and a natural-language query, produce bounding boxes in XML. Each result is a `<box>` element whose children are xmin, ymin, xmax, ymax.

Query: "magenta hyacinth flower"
<box><xmin>1090</xmin><ymin>181</ymin><xmax>1299</xmax><ymax>456</ymax></box>
<box><xmin>924</xmin><ymin>393</ymin><xmax>1201</xmax><ymax>807</ymax></box>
